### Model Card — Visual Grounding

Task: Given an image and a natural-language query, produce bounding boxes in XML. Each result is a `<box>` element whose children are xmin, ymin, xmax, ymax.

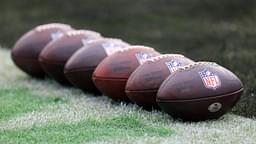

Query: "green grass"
<box><xmin>0</xmin><ymin>116</ymin><xmax>172</xmax><ymax>144</ymax></box>
<box><xmin>0</xmin><ymin>88</ymin><xmax>65</xmax><ymax>121</ymax></box>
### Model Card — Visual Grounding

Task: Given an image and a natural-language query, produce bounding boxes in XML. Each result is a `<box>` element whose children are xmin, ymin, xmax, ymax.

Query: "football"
<box><xmin>64</xmin><ymin>38</ymin><xmax>130</xmax><ymax>94</ymax></box>
<box><xmin>11</xmin><ymin>23</ymin><xmax>72</xmax><ymax>78</ymax></box>
<box><xmin>156</xmin><ymin>62</ymin><xmax>243</xmax><ymax>121</ymax></box>
<box><xmin>39</xmin><ymin>30</ymin><xmax>102</xmax><ymax>85</ymax></box>
<box><xmin>125</xmin><ymin>54</ymin><xmax>194</xmax><ymax>109</ymax></box>
<box><xmin>92</xmin><ymin>46</ymin><xmax>160</xmax><ymax>102</ymax></box>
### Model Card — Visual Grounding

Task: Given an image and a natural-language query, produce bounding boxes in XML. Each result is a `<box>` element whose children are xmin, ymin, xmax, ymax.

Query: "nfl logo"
<box><xmin>102</xmin><ymin>42</ymin><xmax>124</xmax><ymax>56</ymax></box>
<box><xmin>198</xmin><ymin>69</ymin><xmax>221</xmax><ymax>90</ymax></box>
<box><xmin>51</xmin><ymin>31</ymin><xmax>64</xmax><ymax>41</ymax></box>
<box><xmin>81</xmin><ymin>38</ymin><xmax>98</xmax><ymax>46</ymax></box>
<box><xmin>165</xmin><ymin>60</ymin><xmax>182</xmax><ymax>73</ymax></box>
<box><xmin>135</xmin><ymin>52</ymin><xmax>154</xmax><ymax>64</ymax></box>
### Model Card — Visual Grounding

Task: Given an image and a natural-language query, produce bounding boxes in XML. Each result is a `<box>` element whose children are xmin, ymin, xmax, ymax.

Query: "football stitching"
<box><xmin>157</xmin><ymin>61</ymin><xmax>218</xmax><ymax>97</ymax></box>
<box><xmin>156</xmin><ymin>88</ymin><xmax>243</xmax><ymax>102</ymax></box>
<box><xmin>35</xmin><ymin>23</ymin><xmax>71</xmax><ymax>32</ymax></box>
<box><xmin>66</xmin><ymin>30</ymin><xmax>100</xmax><ymax>37</ymax></box>
<box><xmin>177</xmin><ymin>61</ymin><xmax>218</xmax><ymax>72</ymax></box>
<box><xmin>146</xmin><ymin>54</ymin><xmax>185</xmax><ymax>63</ymax></box>
<box><xmin>115</xmin><ymin>45</ymin><xmax>155</xmax><ymax>53</ymax></box>
<box><xmin>128</xmin><ymin>55</ymin><xmax>191</xmax><ymax>92</ymax></box>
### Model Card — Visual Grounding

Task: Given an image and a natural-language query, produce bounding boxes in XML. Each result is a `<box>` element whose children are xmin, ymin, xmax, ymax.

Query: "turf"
<box><xmin>0</xmin><ymin>88</ymin><xmax>65</xmax><ymax>121</ymax></box>
<box><xmin>0</xmin><ymin>48</ymin><xmax>256</xmax><ymax>143</ymax></box>
<box><xmin>0</xmin><ymin>116</ymin><xmax>172</xmax><ymax>144</ymax></box>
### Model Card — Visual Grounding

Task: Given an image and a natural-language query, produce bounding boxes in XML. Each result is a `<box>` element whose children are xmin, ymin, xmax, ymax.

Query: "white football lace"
<box><xmin>66</xmin><ymin>30</ymin><xmax>100</xmax><ymax>37</ymax></box>
<box><xmin>146</xmin><ymin>54</ymin><xmax>184</xmax><ymax>63</ymax></box>
<box><xmin>177</xmin><ymin>61</ymin><xmax>218</xmax><ymax>72</ymax></box>
<box><xmin>35</xmin><ymin>23</ymin><xmax>71</xmax><ymax>32</ymax></box>
<box><xmin>115</xmin><ymin>45</ymin><xmax>154</xmax><ymax>53</ymax></box>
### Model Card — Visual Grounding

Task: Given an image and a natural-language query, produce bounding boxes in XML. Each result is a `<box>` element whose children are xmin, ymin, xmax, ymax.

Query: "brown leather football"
<box><xmin>157</xmin><ymin>62</ymin><xmax>243</xmax><ymax>121</ymax></box>
<box><xmin>11</xmin><ymin>23</ymin><xmax>73</xmax><ymax>78</ymax></box>
<box><xmin>64</xmin><ymin>38</ymin><xmax>130</xmax><ymax>94</ymax></box>
<box><xmin>93</xmin><ymin>46</ymin><xmax>161</xmax><ymax>102</ymax></box>
<box><xmin>125</xmin><ymin>54</ymin><xmax>194</xmax><ymax>109</ymax></box>
<box><xmin>39</xmin><ymin>30</ymin><xmax>102</xmax><ymax>85</ymax></box>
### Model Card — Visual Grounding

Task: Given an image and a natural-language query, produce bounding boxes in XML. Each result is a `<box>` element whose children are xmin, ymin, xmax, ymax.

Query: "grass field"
<box><xmin>0</xmin><ymin>48</ymin><xmax>255</xmax><ymax>144</ymax></box>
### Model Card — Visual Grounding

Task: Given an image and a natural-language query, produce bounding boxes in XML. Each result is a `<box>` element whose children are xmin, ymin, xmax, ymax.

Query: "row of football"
<box><xmin>11</xmin><ymin>23</ymin><xmax>243</xmax><ymax>121</ymax></box>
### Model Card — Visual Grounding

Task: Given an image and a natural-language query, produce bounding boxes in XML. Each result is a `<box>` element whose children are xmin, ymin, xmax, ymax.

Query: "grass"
<box><xmin>0</xmin><ymin>116</ymin><xmax>172</xmax><ymax>144</ymax></box>
<box><xmin>0</xmin><ymin>88</ymin><xmax>65</xmax><ymax>121</ymax></box>
<box><xmin>0</xmin><ymin>48</ymin><xmax>256</xmax><ymax>143</ymax></box>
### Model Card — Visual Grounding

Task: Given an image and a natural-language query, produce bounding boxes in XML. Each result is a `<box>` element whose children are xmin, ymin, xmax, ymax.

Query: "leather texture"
<box><xmin>156</xmin><ymin>62</ymin><xmax>243</xmax><ymax>121</ymax></box>
<box><xmin>39</xmin><ymin>30</ymin><xmax>101</xmax><ymax>85</ymax></box>
<box><xmin>64</xmin><ymin>38</ymin><xmax>129</xmax><ymax>93</ymax></box>
<box><xmin>126</xmin><ymin>55</ymin><xmax>194</xmax><ymax>109</ymax></box>
<box><xmin>93</xmin><ymin>46</ymin><xmax>160</xmax><ymax>102</ymax></box>
<box><xmin>11</xmin><ymin>23</ymin><xmax>72</xmax><ymax>78</ymax></box>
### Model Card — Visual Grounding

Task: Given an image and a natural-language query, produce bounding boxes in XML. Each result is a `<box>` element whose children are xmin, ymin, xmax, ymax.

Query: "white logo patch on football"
<box><xmin>165</xmin><ymin>60</ymin><xmax>182</xmax><ymax>73</ymax></box>
<box><xmin>51</xmin><ymin>31</ymin><xmax>64</xmax><ymax>41</ymax></box>
<box><xmin>81</xmin><ymin>38</ymin><xmax>98</xmax><ymax>46</ymax></box>
<box><xmin>102</xmin><ymin>42</ymin><xmax>126</xmax><ymax>56</ymax></box>
<box><xmin>198</xmin><ymin>69</ymin><xmax>221</xmax><ymax>90</ymax></box>
<box><xmin>135</xmin><ymin>52</ymin><xmax>154</xmax><ymax>65</ymax></box>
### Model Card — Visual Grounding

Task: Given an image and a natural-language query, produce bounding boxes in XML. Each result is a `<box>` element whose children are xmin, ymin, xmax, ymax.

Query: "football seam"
<box><xmin>126</xmin><ymin>65</ymin><xmax>144</xmax><ymax>88</ymax></box>
<box><xmin>156</xmin><ymin>88</ymin><xmax>244</xmax><ymax>102</ymax></box>
<box><xmin>157</xmin><ymin>72</ymin><xmax>175</xmax><ymax>96</ymax></box>
<box><xmin>126</xmin><ymin>57</ymin><xmax>195</xmax><ymax>92</ymax></box>
<box><xmin>64</xmin><ymin>67</ymin><xmax>95</xmax><ymax>73</ymax></box>
<box><xmin>92</xmin><ymin>76</ymin><xmax>128</xmax><ymax>81</ymax></box>
<box><xmin>11</xmin><ymin>56</ymin><xmax>39</xmax><ymax>62</ymax></box>
<box><xmin>38</xmin><ymin>57</ymin><xmax>66</xmax><ymax>65</ymax></box>
<box><xmin>125</xmin><ymin>89</ymin><xmax>158</xmax><ymax>93</ymax></box>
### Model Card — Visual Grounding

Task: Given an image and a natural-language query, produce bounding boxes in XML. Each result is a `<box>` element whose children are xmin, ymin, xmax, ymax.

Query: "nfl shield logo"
<box><xmin>81</xmin><ymin>38</ymin><xmax>97</xmax><ymax>46</ymax></box>
<box><xmin>165</xmin><ymin>60</ymin><xmax>182</xmax><ymax>73</ymax></box>
<box><xmin>198</xmin><ymin>69</ymin><xmax>221</xmax><ymax>90</ymax></box>
<box><xmin>135</xmin><ymin>52</ymin><xmax>154</xmax><ymax>64</ymax></box>
<box><xmin>102</xmin><ymin>42</ymin><xmax>125</xmax><ymax>56</ymax></box>
<box><xmin>51</xmin><ymin>31</ymin><xmax>64</xmax><ymax>41</ymax></box>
